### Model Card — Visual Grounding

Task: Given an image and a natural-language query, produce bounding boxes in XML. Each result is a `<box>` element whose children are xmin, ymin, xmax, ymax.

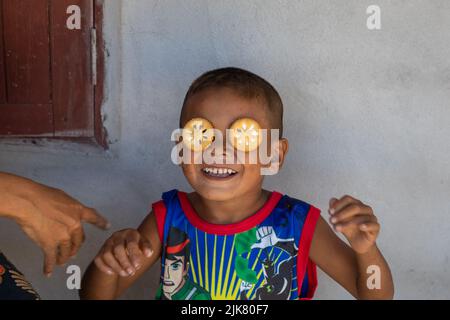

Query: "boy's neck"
<box><xmin>187</xmin><ymin>189</ymin><xmax>271</xmax><ymax>225</ymax></box>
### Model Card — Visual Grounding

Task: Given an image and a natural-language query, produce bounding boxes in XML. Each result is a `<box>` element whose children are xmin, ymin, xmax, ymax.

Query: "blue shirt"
<box><xmin>152</xmin><ymin>189</ymin><xmax>320</xmax><ymax>300</ymax></box>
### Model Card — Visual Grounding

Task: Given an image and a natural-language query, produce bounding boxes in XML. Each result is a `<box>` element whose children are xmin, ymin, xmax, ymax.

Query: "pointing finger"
<box><xmin>81</xmin><ymin>207</ymin><xmax>110</xmax><ymax>230</ymax></box>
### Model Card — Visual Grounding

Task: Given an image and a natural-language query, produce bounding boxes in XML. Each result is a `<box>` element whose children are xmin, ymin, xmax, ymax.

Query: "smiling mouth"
<box><xmin>163</xmin><ymin>280</ymin><xmax>175</xmax><ymax>286</ymax></box>
<box><xmin>201</xmin><ymin>167</ymin><xmax>238</xmax><ymax>179</ymax></box>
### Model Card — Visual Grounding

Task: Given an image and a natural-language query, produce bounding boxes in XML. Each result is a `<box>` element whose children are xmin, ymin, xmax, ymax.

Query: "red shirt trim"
<box><xmin>152</xmin><ymin>200</ymin><xmax>167</xmax><ymax>243</ymax></box>
<box><xmin>297</xmin><ymin>205</ymin><xmax>320</xmax><ymax>300</ymax></box>
<box><xmin>177</xmin><ymin>191</ymin><xmax>283</xmax><ymax>235</ymax></box>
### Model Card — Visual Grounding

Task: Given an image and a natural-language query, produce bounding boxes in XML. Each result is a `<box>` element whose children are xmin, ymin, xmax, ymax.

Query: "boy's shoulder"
<box><xmin>277</xmin><ymin>192</ymin><xmax>321</xmax><ymax>216</ymax></box>
<box><xmin>150</xmin><ymin>189</ymin><xmax>179</xmax><ymax>209</ymax></box>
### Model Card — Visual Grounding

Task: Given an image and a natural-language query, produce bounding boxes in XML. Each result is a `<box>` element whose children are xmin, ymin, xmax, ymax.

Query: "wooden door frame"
<box><xmin>0</xmin><ymin>0</ymin><xmax>108</xmax><ymax>149</ymax></box>
<box><xmin>94</xmin><ymin>0</ymin><xmax>107</xmax><ymax>148</ymax></box>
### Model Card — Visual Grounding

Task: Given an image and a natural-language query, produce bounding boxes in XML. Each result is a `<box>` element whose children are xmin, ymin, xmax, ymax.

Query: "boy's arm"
<box><xmin>309</xmin><ymin>195</ymin><xmax>394</xmax><ymax>299</ymax></box>
<box><xmin>79</xmin><ymin>211</ymin><xmax>162</xmax><ymax>299</ymax></box>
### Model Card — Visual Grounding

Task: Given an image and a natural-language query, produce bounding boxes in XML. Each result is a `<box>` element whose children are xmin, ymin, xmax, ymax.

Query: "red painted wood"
<box><xmin>94</xmin><ymin>0</ymin><xmax>107</xmax><ymax>148</ymax></box>
<box><xmin>0</xmin><ymin>5</ymin><xmax>6</xmax><ymax>103</ymax></box>
<box><xmin>0</xmin><ymin>104</ymin><xmax>53</xmax><ymax>136</ymax></box>
<box><xmin>51</xmin><ymin>0</ymin><xmax>94</xmax><ymax>137</ymax></box>
<box><xmin>2</xmin><ymin>0</ymin><xmax>51</xmax><ymax>104</ymax></box>
<box><xmin>0</xmin><ymin>0</ymin><xmax>98</xmax><ymax>139</ymax></box>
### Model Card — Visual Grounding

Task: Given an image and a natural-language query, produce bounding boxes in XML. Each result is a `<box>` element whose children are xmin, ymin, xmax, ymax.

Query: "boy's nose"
<box><xmin>209</xmin><ymin>139</ymin><xmax>235</xmax><ymax>159</ymax></box>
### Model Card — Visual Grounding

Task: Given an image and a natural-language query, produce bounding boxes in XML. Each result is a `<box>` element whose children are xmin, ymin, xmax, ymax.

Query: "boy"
<box><xmin>80</xmin><ymin>67</ymin><xmax>394</xmax><ymax>300</ymax></box>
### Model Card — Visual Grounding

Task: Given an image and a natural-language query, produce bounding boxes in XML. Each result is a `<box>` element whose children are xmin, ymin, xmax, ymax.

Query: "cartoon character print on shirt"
<box><xmin>236</xmin><ymin>225</ymin><xmax>297</xmax><ymax>300</ymax></box>
<box><xmin>156</xmin><ymin>227</ymin><xmax>211</xmax><ymax>300</ymax></box>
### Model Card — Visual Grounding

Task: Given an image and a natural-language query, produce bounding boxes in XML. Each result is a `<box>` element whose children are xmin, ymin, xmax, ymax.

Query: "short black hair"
<box><xmin>180</xmin><ymin>67</ymin><xmax>284</xmax><ymax>137</ymax></box>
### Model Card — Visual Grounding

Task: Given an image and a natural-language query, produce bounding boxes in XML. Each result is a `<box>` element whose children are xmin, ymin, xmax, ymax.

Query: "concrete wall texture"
<box><xmin>1</xmin><ymin>0</ymin><xmax>449</xmax><ymax>299</ymax></box>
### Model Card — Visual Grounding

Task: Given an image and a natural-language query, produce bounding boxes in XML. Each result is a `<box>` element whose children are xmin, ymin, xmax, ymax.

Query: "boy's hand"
<box><xmin>328</xmin><ymin>195</ymin><xmax>380</xmax><ymax>254</ymax></box>
<box><xmin>94</xmin><ymin>229</ymin><xmax>153</xmax><ymax>277</ymax></box>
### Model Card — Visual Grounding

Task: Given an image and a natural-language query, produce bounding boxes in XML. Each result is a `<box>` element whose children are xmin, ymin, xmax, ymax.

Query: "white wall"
<box><xmin>1</xmin><ymin>0</ymin><xmax>449</xmax><ymax>299</ymax></box>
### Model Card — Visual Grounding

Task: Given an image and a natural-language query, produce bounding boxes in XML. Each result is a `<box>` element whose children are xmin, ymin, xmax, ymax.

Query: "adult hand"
<box><xmin>0</xmin><ymin>173</ymin><xmax>110</xmax><ymax>276</ymax></box>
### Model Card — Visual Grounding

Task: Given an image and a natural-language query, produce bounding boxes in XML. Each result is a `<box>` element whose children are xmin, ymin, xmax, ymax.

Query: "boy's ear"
<box><xmin>260</xmin><ymin>138</ymin><xmax>288</xmax><ymax>175</ymax></box>
<box><xmin>276</xmin><ymin>138</ymin><xmax>289</xmax><ymax>169</ymax></box>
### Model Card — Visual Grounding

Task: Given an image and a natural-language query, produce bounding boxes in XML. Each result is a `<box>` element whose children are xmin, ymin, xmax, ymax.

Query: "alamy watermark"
<box><xmin>367</xmin><ymin>264</ymin><xmax>381</xmax><ymax>289</ymax></box>
<box><xmin>367</xmin><ymin>5</ymin><xmax>381</xmax><ymax>30</ymax></box>
<box><xmin>170</xmin><ymin>128</ymin><xmax>282</xmax><ymax>175</ymax></box>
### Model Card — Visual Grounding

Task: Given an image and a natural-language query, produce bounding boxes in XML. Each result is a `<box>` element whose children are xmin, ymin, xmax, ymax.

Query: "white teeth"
<box><xmin>203</xmin><ymin>167</ymin><xmax>237</xmax><ymax>175</ymax></box>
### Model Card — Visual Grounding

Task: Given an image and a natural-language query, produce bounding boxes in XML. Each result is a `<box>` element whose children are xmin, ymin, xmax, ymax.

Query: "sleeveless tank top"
<box><xmin>152</xmin><ymin>189</ymin><xmax>320</xmax><ymax>300</ymax></box>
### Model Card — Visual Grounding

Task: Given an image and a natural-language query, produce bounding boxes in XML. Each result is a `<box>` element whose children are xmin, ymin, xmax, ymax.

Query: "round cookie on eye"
<box><xmin>182</xmin><ymin>117</ymin><xmax>215</xmax><ymax>152</ymax></box>
<box><xmin>181</xmin><ymin>117</ymin><xmax>263</xmax><ymax>153</ymax></box>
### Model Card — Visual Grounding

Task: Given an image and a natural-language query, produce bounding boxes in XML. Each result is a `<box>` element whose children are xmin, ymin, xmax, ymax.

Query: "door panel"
<box><xmin>0</xmin><ymin>104</ymin><xmax>53</xmax><ymax>135</ymax></box>
<box><xmin>0</xmin><ymin>4</ymin><xmax>6</xmax><ymax>103</ymax></box>
<box><xmin>3</xmin><ymin>0</ymin><xmax>51</xmax><ymax>104</ymax></box>
<box><xmin>51</xmin><ymin>0</ymin><xmax>94</xmax><ymax>136</ymax></box>
<box><xmin>0</xmin><ymin>0</ymin><xmax>95</xmax><ymax>137</ymax></box>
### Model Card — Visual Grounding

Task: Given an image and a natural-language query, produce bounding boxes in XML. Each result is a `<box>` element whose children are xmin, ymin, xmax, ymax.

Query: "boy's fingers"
<box><xmin>329</xmin><ymin>195</ymin><xmax>359</xmax><ymax>215</ymax></box>
<box><xmin>94</xmin><ymin>256</ymin><xmax>114</xmax><ymax>275</ymax></box>
<box><xmin>43</xmin><ymin>247</ymin><xmax>57</xmax><ymax>277</ymax></box>
<box><xmin>103</xmin><ymin>251</ymin><xmax>128</xmax><ymax>277</ymax></box>
<box><xmin>334</xmin><ymin>215</ymin><xmax>377</xmax><ymax>232</ymax></box>
<box><xmin>126</xmin><ymin>241</ymin><xmax>144</xmax><ymax>269</ymax></box>
<box><xmin>139</xmin><ymin>237</ymin><xmax>154</xmax><ymax>258</ymax></box>
<box><xmin>359</xmin><ymin>222</ymin><xmax>380</xmax><ymax>241</ymax></box>
<box><xmin>126</xmin><ymin>230</ymin><xmax>153</xmax><ymax>258</ymax></box>
<box><xmin>81</xmin><ymin>207</ymin><xmax>111</xmax><ymax>230</ymax></box>
<box><xmin>328</xmin><ymin>197</ymin><xmax>338</xmax><ymax>212</ymax></box>
<box><xmin>113</xmin><ymin>244</ymin><xmax>135</xmax><ymax>275</ymax></box>
<box><xmin>124</xmin><ymin>231</ymin><xmax>147</xmax><ymax>263</ymax></box>
<box><xmin>330</xmin><ymin>204</ymin><xmax>373</xmax><ymax>224</ymax></box>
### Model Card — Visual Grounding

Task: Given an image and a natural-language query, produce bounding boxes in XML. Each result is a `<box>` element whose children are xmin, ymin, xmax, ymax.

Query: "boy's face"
<box><xmin>180</xmin><ymin>87</ymin><xmax>288</xmax><ymax>202</ymax></box>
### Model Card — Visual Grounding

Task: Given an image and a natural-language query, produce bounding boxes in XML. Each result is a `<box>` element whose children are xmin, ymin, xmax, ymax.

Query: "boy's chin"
<box><xmin>195</xmin><ymin>187</ymin><xmax>240</xmax><ymax>202</ymax></box>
